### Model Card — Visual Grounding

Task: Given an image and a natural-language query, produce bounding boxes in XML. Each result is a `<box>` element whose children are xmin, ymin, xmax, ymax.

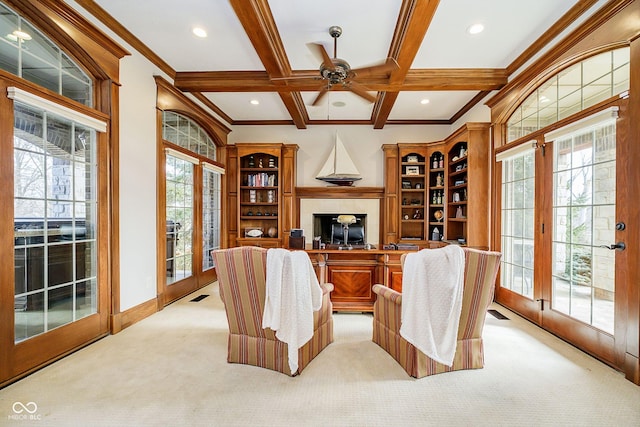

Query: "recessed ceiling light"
<box><xmin>467</xmin><ymin>24</ymin><xmax>484</xmax><ymax>35</ymax></box>
<box><xmin>250</xmin><ymin>99</ymin><xmax>259</xmax><ymax>105</ymax></box>
<box><xmin>420</xmin><ymin>99</ymin><xmax>430</xmax><ymax>105</ymax></box>
<box><xmin>192</xmin><ymin>27</ymin><xmax>207</xmax><ymax>38</ymax></box>
<box><xmin>332</xmin><ymin>101</ymin><xmax>346</xmax><ymax>107</ymax></box>
<box><xmin>540</xmin><ymin>95</ymin><xmax>549</xmax><ymax>103</ymax></box>
<box><xmin>12</xmin><ymin>30</ymin><xmax>31</xmax><ymax>40</ymax></box>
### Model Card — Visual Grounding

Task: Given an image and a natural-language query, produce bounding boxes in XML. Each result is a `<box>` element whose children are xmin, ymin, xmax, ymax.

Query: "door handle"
<box><xmin>598</xmin><ymin>242</ymin><xmax>625</xmax><ymax>251</ymax></box>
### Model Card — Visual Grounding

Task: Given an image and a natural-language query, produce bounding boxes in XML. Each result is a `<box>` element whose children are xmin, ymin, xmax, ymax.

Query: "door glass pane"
<box><xmin>500</xmin><ymin>149</ymin><xmax>535</xmax><ymax>299</ymax></box>
<box><xmin>14</xmin><ymin>102</ymin><xmax>98</xmax><ymax>342</ymax></box>
<box><xmin>48</xmin><ymin>285</ymin><xmax>74</xmax><ymax>330</ymax></box>
<box><xmin>76</xmin><ymin>278</ymin><xmax>97</xmax><ymax>320</ymax></box>
<box><xmin>15</xmin><ymin>294</ymin><xmax>44</xmax><ymax>341</ymax></box>
<box><xmin>166</xmin><ymin>155</ymin><xmax>194</xmax><ymax>285</ymax></box>
<box><xmin>551</xmin><ymin>123</ymin><xmax>615</xmax><ymax>334</ymax></box>
<box><xmin>202</xmin><ymin>169</ymin><xmax>221</xmax><ymax>271</ymax></box>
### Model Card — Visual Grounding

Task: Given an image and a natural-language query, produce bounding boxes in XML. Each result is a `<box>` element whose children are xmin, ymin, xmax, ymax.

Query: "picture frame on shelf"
<box><xmin>405</xmin><ymin>166</ymin><xmax>420</xmax><ymax>175</ymax></box>
<box><xmin>407</xmin><ymin>155</ymin><xmax>419</xmax><ymax>163</ymax></box>
<box><xmin>402</xmin><ymin>180</ymin><xmax>411</xmax><ymax>189</ymax></box>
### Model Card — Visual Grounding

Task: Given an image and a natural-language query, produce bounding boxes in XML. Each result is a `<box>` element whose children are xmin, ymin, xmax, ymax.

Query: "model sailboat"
<box><xmin>315</xmin><ymin>133</ymin><xmax>362</xmax><ymax>186</ymax></box>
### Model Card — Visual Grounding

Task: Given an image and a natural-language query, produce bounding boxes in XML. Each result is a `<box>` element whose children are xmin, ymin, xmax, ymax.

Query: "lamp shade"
<box><xmin>337</xmin><ymin>215</ymin><xmax>356</xmax><ymax>225</ymax></box>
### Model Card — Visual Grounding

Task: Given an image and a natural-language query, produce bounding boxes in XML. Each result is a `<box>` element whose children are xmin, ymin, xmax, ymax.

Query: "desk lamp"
<box><xmin>337</xmin><ymin>214</ymin><xmax>356</xmax><ymax>249</ymax></box>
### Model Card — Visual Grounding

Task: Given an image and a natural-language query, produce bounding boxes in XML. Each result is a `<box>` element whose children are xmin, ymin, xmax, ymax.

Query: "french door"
<box><xmin>497</xmin><ymin>107</ymin><xmax>626</xmax><ymax>367</ymax></box>
<box><xmin>160</xmin><ymin>148</ymin><xmax>220</xmax><ymax>305</ymax></box>
<box><xmin>540</xmin><ymin>116</ymin><xmax>621</xmax><ymax>364</ymax></box>
<box><xmin>1</xmin><ymin>92</ymin><xmax>109</xmax><ymax>386</ymax></box>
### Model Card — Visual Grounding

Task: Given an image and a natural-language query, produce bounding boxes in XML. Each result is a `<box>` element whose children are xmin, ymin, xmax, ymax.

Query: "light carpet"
<box><xmin>1</xmin><ymin>282</ymin><xmax>639</xmax><ymax>427</ymax></box>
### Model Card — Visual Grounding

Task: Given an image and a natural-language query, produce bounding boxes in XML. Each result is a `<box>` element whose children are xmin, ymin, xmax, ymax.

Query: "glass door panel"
<box><xmin>500</xmin><ymin>150</ymin><xmax>535</xmax><ymax>299</ymax></box>
<box><xmin>165</xmin><ymin>154</ymin><xmax>194</xmax><ymax>285</ymax></box>
<box><xmin>13</xmin><ymin>103</ymin><xmax>98</xmax><ymax>343</ymax></box>
<box><xmin>551</xmin><ymin>123</ymin><xmax>615</xmax><ymax>334</ymax></box>
<box><xmin>202</xmin><ymin>168</ymin><xmax>221</xmax><ymax>271</ymax></box>
<box><xmin>160</xmin><ymin>112</ymin><xmax>221</xmax><ymax>305</ymax></box>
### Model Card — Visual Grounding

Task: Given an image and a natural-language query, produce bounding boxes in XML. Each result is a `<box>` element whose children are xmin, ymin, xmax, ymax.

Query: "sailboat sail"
<box><xmin>316</xmin><ymin>133</ymin><xmax>362</xmax><ymax>186</ymax></box>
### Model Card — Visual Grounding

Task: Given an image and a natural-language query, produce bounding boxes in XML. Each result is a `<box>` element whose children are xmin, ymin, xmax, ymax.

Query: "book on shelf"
<box><xmin>247</xmin><ymin>173</ymin><xmax>276</xmax><ymax>187</ymax></box>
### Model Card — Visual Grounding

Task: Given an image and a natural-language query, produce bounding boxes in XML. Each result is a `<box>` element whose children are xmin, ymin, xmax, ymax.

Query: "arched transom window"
<box><xmin>507</xmin><ymin>48</ymin><xmax>629</xmax><ymax>143</ymax></box>
<box><xmin>0</xmin><ymin>2</ymin><xmax>93</xmax><ymax>106</ymax></box>
<box><xmin>162</xmin><ymin>111</ymin><xmax>217</xmax><ymax>162</ymax></box>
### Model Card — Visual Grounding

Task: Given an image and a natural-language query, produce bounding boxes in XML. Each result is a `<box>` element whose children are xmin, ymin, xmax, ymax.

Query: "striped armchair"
<box><xmin>212</xmin><ymin>246</ymin><xmax>334</xmax><ymax>376</ymax></box>
<box><xmin>372</xmin><ymin>247</ymin><xmax>501</xmax><ymax>378</ymax></box>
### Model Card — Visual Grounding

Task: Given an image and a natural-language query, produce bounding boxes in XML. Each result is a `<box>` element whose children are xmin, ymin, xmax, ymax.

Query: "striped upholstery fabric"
<box><xmin>372</xmin><ymin>247</ymin><xmax>501</xmax><ymax>378</ymax></box>
<box><xmin>212</xmin><ymin>246</ymin><xmax>334</xmax><ymax>376</ymax></box>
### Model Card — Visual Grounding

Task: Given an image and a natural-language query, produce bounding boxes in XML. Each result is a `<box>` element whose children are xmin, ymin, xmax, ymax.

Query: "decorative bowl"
<box><xmin>246</xmin><ymin>228</ymin><xmax>263</xmax><ymax>238</ymax></box>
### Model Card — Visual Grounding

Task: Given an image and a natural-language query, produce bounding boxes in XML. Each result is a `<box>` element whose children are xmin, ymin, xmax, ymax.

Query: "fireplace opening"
<box><xmin>313</xmin><ymin>213</ymin><xmax>366</xmax><ymax>245</ymax></box>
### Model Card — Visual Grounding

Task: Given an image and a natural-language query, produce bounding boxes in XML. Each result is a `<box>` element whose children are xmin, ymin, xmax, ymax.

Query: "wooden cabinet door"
<box><xmin>327</xmin><ymin>264</ymin><xmax>376</xmax><ymax>312</ymax></box>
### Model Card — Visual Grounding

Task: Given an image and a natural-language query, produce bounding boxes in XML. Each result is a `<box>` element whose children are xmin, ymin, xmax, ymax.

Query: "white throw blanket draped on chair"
<box><xmin>399</xmin><ymin>245</ymin><xmax>465</xmax><ymax>366</ymax></box>
<box><xmin>263</xmin><ymin>248</ymin><xmax>323</xmax><ymax>374</ymax></box>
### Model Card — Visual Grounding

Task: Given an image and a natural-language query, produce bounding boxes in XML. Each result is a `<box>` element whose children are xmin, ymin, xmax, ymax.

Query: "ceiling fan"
<box><xmin>278</xmin><ymin>26</ymin><xmax>399</xmax><ymax>106</ymax></box>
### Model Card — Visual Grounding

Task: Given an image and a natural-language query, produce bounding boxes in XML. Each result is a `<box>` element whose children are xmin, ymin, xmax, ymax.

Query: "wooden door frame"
<box><xmin>492</xmin><ymin>151</ymin><xmax>543</xmax><ymax>324</ymax></box>
<box><xmin>494</xmin><ymin>99</ymin><xmax>631</xmax><ymax>373</ymax></box>
<box><xmin>538</xmin><ymin>119</ymin><xmax>622</xmax><ymax>368</ymax></box>
<box><xmin>154</xmin><ymin>79</ymin><xmax>229</xmax><ymax>307</ymax></box>
<box><xmin>0</xmin><ymin>77</ymin><xmax>112</xmax><ymax>386</ymax></box>
<box><xmin>0</xmin><ymin>0</ymin><xmax>128</xmax><ymax>386</ymax></box>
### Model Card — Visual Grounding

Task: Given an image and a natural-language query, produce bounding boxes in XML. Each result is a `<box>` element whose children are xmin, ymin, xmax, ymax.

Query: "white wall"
<box><xmin>451</xmin><ymin>100</ymin><xmax>492</xmax><ymax>130</ymax></box>
<box><xmin>68</xmin><ymin>1</ymin><xmax>167</xmax><ymax>311</ymax></box>
<box><xmin>229</xmin><ymin>124</ymin><xmax>452</xmax><ymax>187</ymax></box>
<box><xmin>117</xmin><ymin>54</ymin><xmax>159</xmax><ymax>311</ymax></box>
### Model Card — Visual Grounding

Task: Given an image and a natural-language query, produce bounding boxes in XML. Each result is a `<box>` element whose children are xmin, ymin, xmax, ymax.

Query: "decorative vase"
<box><xmin>267</xmin><ymin>227</ymin><xmax>277</xmax><ymax>238</ymax></box>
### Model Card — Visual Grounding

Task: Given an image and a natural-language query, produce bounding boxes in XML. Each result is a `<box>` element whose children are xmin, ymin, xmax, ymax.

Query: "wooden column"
<box><xmin>382</xmin><ymin>144</ymin><xmax>399</xmax><ymax>244</ymax></box>
<box><xmin>624</xmin><ymin>34</ymin><xmax>640</xmax><ymax>385</ymax></box>
<box><xmin>281</xmin><ymin>144</ymin><xmax>298</xmax><ymax>248</ymax></box>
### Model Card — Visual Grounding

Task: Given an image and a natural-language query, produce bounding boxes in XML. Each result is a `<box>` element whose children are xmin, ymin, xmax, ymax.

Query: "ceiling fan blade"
<box><xmin>345</xmin><ymin>81</ymin><xmax>377</xmax><ymax>103</ymax></box>
<box><xmin>307</xmin><ymin>42</ymin><xmax>335</xmax><ymax>70</ymax></box>
<box><xmin>351</xmin><ymin>58</ymin><xmax>399</xmax><ymax>78</ymax></box>
<box><xmin>311</xmin><ymin>86</ymin><xmax>330</xmax><ymax>106</ymax></box>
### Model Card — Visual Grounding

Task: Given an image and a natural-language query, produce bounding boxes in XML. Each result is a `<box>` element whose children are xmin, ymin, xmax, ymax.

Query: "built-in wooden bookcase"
<box><xmin>427</xmin><ymin>150</ymin><xmax>446</xmax><ymax>242</ymax></box>
<box><xmin>443</xmin><ymin>123</ymin><xmax>490</xmax><ymax>249</ymax></box>
<box><xmin>399</xmin><ymin>150</ymin><xmax>427</xmax><ymax>242</ymax></box>
<box><xmin>446</xmin><ymin>142</ymin><xmax>468</xmax><ymax>243</ymax></box>
<box><xmin>394</xmin><ymin>144</ymin><xmax>447</xmax><ymax>246</ymax></box>
<box><xmin>229</xmin><ymin>143</ymin><xmax>297</xmax><ymax>248</ymax></box>
<box><xmin>382</xmin><ymin>123</ymin><xmax>490</xmax><ymax>249</ymax></box>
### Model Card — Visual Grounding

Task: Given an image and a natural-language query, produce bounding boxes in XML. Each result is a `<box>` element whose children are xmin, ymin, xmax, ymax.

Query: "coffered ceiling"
<box><xmin>80</xmin><ymin>0</ymin><xmax>606</xmax><ymax>129</ymax></box>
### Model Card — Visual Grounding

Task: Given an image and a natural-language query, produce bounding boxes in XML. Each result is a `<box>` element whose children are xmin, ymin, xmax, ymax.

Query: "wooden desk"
<box><xmin>306</xmin><ymin>247</ymin><xmax>414</xmax><ymax>312</ymax></box>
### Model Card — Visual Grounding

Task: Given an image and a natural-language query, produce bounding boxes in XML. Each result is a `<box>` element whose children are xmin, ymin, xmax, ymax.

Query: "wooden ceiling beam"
<box><xmin>229</xmin><ymin>0</ymin><xmax>307</xmax><ymax>128</ymax></box>
<box><xmin>174</xmin><ymin>68</ymin><xmax>506</xmax><ymax>92</ymax></box>
<box><xmin>175</xmin><ymin>71</ymin><xmax>274</xmax><ymax>92</ymax></box>
<box><xmin>373</xmin><ymin>0</ymin><xmax>440</xmax><ymax>129</ymax></box>
<box><xmin>278</xmin><ymin>91</ymin><xmax>309</xmax><ymax>128</ymax></box>
<box><xmin>372</xmin><ymin>91</ymin><xmax>400</xmax><ymax>130</ymax></box>
<box><xmin>228</xmin><ymin>0</ymin><xmax>290</xmax><ymax>77</ymax></box>
<box><xmin>401</xmin><ymin>69</ymin><xmax>507</xmax><ymax>90</ymax></box>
